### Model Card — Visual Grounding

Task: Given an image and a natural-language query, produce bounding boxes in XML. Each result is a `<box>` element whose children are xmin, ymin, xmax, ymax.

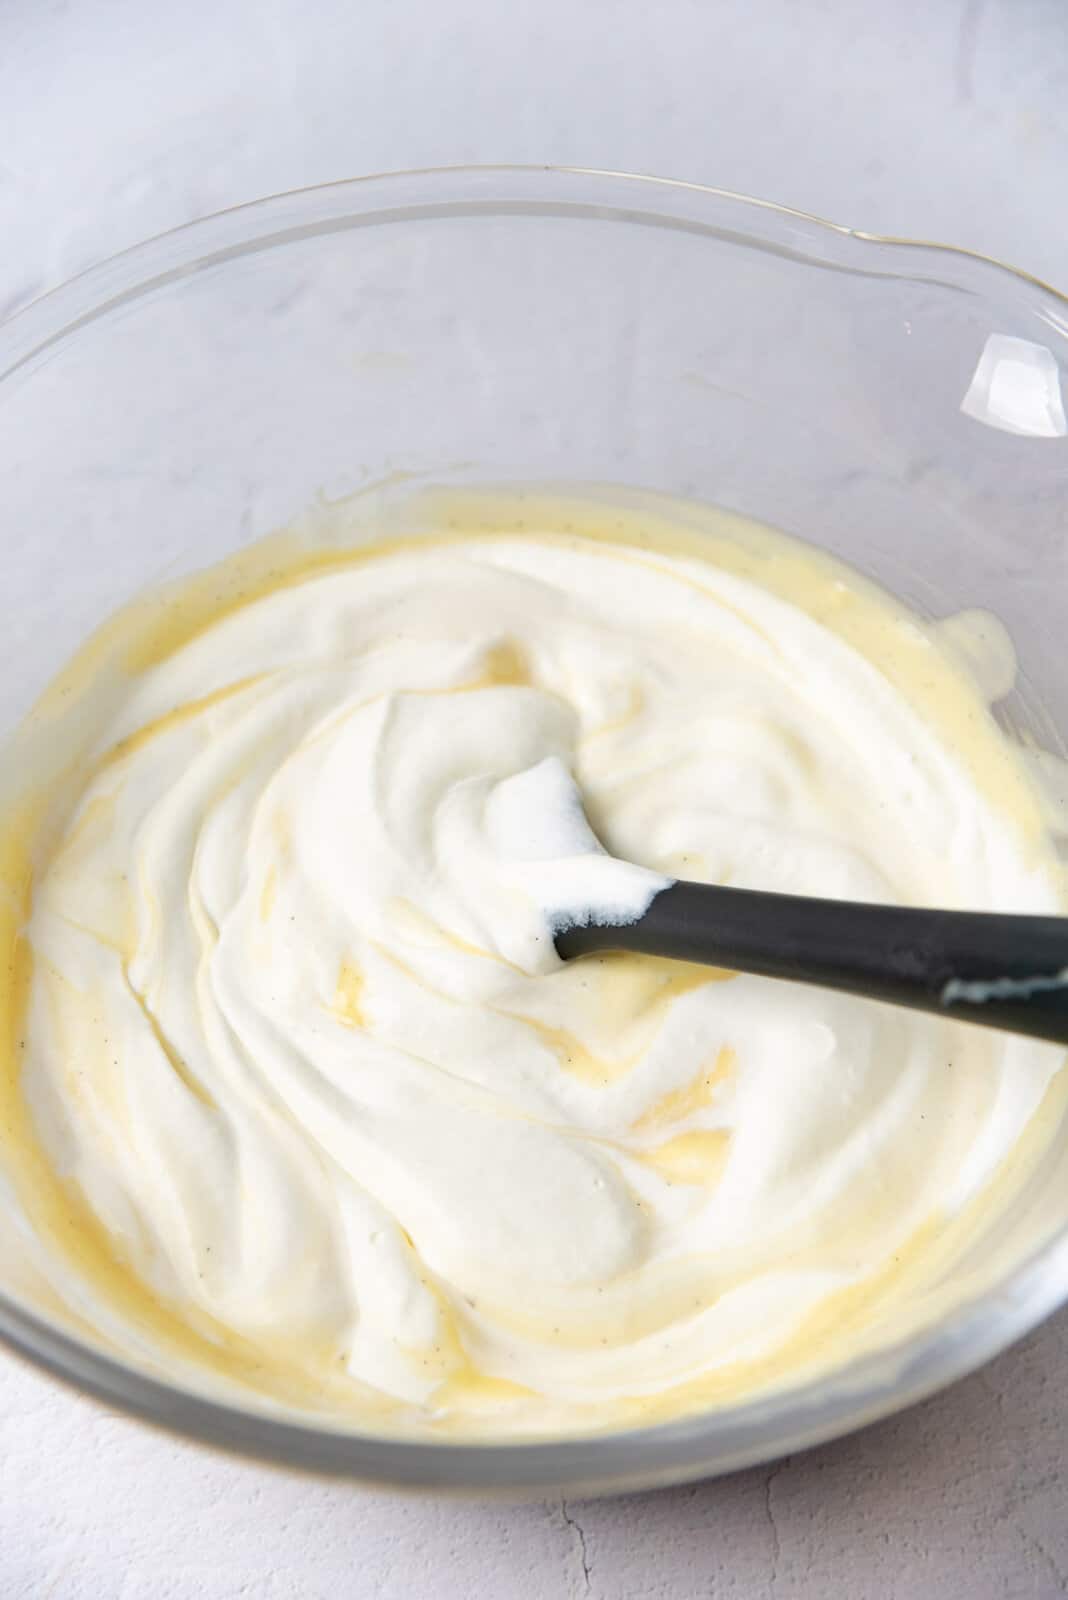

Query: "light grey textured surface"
<box><xmin>5</xmin><ymin>0</ymin><xmax>1068</xmax><ymax>313</ymax></box>
<box><xmin>3</xmin><ymin>2</ymin><xmax>1068</xmax><ymax>1595</ymax></box>
<box><xmin>2</xmin><ymin>1314</ymin><xmax>1066</xmax><ymax>1598</ymax></box>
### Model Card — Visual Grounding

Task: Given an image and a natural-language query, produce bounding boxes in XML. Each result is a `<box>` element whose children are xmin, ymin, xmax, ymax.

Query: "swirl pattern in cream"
<box><xmin>18</xmin><ymin>524</ymin><xmax>1066</xmax><ymax>1434</ymax></box>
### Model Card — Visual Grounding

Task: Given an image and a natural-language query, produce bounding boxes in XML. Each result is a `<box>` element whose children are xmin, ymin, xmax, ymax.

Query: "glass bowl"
<box><xmin>2</xmin><ymin>166</ymin><xmax>1068</xmax><ymax>1493</ymax></box>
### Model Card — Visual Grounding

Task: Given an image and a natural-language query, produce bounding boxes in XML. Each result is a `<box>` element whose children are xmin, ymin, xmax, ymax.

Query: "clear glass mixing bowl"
<box><xmin>2</xmin><ymin>167</ymin><xmax>1068</xmax><ymax>1493</ymax></box>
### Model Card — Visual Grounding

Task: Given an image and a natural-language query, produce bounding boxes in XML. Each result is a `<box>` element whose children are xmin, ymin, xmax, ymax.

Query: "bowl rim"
<box><xmin>4</xmin><ymin>162</ymin><xmax>1068</xmax><ymax>381</ymax></box>
<box><xmin>2</xmin><ymin>163</ymin><xmax>1067</xmax><ymax>1492</ymax></box>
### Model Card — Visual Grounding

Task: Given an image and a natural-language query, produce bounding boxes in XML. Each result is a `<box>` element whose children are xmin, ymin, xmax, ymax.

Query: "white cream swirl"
<box><xmin>19</xmin><ymin>527</ymin><xmax>1067</xmax><ymax>1434</ymax></box>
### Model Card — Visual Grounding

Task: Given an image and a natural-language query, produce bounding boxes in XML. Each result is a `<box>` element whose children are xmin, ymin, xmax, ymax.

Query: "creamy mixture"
<box><xmin>2</xmin><ymin>496</ymin><xmax>1066</xmax><ymax>1436</ymax></box>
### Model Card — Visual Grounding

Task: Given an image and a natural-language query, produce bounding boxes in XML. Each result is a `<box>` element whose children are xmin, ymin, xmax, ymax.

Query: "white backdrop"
<box><xmin>5</xmin><ymin>0</ymin><xmax>1068</xmax><ymax>316</ymax></box>
<box><xmin>3</xmin><ymin>2</ymin><xmax>1068</xmax><ymax>1596</ymax></box>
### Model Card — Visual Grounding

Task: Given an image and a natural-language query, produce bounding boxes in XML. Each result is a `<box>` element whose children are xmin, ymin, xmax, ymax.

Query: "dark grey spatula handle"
<box><xmin>554</xmin><ymin>881</ymin><xmax>1068</xmax><ymax>1045</ymax></box>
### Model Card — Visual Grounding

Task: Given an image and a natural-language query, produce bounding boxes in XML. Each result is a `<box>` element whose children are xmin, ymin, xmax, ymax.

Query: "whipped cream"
<box><xmin>10</xmin><ymin>514</ymin><xmax>1067</xmax><ymax>1436</ymax></box>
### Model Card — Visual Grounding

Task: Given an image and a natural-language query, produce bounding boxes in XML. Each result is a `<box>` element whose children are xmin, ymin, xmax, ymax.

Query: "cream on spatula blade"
<box><xmin>487</xmin><ymin>756</ymin><xmax>1068</xmax><ymax>1046</ymax></box>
